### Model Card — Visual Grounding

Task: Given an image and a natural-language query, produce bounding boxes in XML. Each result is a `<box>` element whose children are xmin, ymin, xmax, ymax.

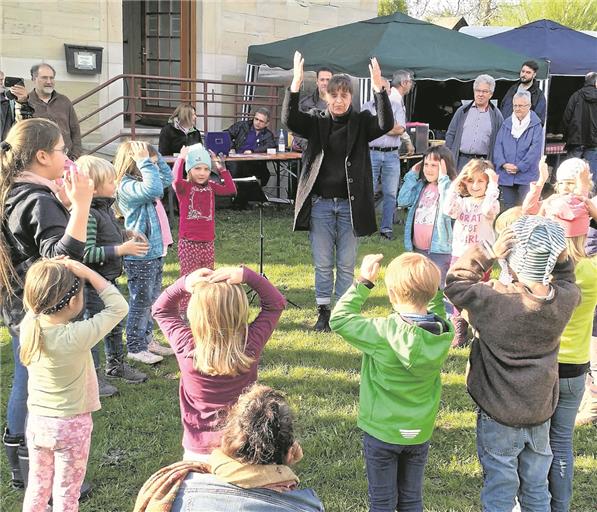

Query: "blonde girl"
<box><xmin>443</xmin><ymin>159</ymin><xmax>500</xmax><ymax>346</ymax></box>
<box><xmin>114</xmin><ymin>140</ymin><xmax>173</xmax><ymax>365</ymax></box>
<box><xmin>0</xmin><ymin>119</ymin><xmax>93</xmax><ymax>489</ymax></box>
<box><xmin>543</xmin><ymin>198</ymin><xmax>597</xmax><ymax>511</ymax></box>
<box><xmin>20</xmin><ymin>258</ymin><xmax>128</xmax><ymax>511</ymax></box>
<box><xmin>152</xmin><ymin>265</ymin><xmax>286</xmax><ymax>461</ymax></box>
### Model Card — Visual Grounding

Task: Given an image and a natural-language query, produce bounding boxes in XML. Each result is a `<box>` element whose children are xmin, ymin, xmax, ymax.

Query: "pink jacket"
<box><xmin>173</xmin><ymin>157</ymin><xmax>236</xmax><ymax>241</ymax></box>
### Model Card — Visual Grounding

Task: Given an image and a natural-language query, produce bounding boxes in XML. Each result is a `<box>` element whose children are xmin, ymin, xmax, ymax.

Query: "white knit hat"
<box><xmin>556</xmin><ymin>158</ymin><xmax>586</xmax><ymax>182</ymax></box>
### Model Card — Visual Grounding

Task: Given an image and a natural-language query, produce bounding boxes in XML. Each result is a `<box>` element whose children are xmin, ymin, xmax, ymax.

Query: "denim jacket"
<box><xmin>397</xmin><ymin>171</ymin><xmax>453</xmax><ymax>254</ymax></box>
<box><xmin>172</xmin><ymin>472</ymin><xmax>325</xmax><ymax>512</ymax></box>
<box><xmin>116</xmin><ymin>155</ymin><xmax>173</xmax><ymax>261</ymax></box>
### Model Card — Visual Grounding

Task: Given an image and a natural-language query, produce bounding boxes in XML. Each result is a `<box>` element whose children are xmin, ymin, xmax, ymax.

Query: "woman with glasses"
<box><xmin>493</xmin><ymin>90</ymin><xmax>543</xmax><ymax>210</ymax></box>
<box><xmin>0</xmin><ymin>118</ymin><xmax>94</xmax><ymax>491</ymax></box>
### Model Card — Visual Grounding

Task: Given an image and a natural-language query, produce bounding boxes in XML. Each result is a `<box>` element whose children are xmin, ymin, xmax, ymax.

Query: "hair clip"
<box><xmin>0</xmin><ymin>141</ymin><xmax>12</xmax><ymax>152</ymax></box>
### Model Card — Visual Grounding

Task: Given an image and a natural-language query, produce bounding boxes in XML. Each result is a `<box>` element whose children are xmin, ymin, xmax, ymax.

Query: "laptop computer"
<box><xmin>205</xmin><ymin>131</ymin><xmax>232</xmax><ymax>156</ymax></box>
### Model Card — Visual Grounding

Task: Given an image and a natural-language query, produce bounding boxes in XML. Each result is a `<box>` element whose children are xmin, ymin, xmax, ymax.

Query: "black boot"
<box><xmin>313</xmin><ymin>305</ymin><xmax>331</xmax><ymax>332</ymax></box>
<box><xmin>17</xmin><ymin>443</ymin><xmax>29</xmax><ymax>490</ymax></box>
<box><xmin>3</xmin><ymin>428</ymin><xmax>24</xmax><ymax>489</ymax></box>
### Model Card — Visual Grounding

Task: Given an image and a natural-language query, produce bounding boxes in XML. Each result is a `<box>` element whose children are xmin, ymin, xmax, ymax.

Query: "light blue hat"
<box><xmin>185</xmin><ymin>143</ymin><xmax>211</xmax><ymax>172</ymax></box>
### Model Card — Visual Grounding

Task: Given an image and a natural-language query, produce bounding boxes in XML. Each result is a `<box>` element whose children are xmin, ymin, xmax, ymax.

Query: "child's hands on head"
<box><xmin>575</xmin><ymin>161</ymin><xmax>592</xmax><ymax>196</ymax></box>
<box><xmin>184</xmin><ymin>268</ymin><xmax>214</xmax><ymax>293</ymax></box>
<box><xmin>130</xmin><ymin>141</ymin><xmax>149</xmax><ymax>161</ymax></box>
<box><xmin>439</xmin><ymin>158</ymin><xmax>448</xmax><ymax>177</ymax></box>
<box><xmin>491</xmin><ymin>228</ymin><xmax>517</xmax><ymax>259</ymax></box>
<box><xmin>360</xmin><ymin>254</ymin><xmax>383</xmax><ymax>282</ymax></box>
<box><xmin>209</xmin><ymin>267</ymin><xmax>244</xmax><ymax>285</ymax></box>
<box><xmin>538</xmin><ymin>156</ymin><xmax>549</xmax><ymax>185</ymax></box>
<box><xmin>63</xmin><ymin>164</ymin><xmax>94</xmax><ymax>209</ymax></box>
<box><xmin>179</xmin><ymin>145</ymin><xmax>189</xmax><ymax>160</ymax></box>
<box><xmin>484</xmin><ymin>167</ymin><xmax>498</xmax><ymax>184</ymax></box>
<box><xmin>209</xmin><ymin>150</ymin><xmax>223</xmax><ymax>171</ymax></box>
<box><xmin>53</xmin><ymin>257</ymin><xmax>94</xmax><ymax>280</ymax></box>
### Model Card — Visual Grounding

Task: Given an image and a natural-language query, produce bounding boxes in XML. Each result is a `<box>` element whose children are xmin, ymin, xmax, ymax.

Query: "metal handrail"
<box><xmin>72</xmin><ymin>74</ymin><xmax>285</xmax><ymax>155</ymax></box>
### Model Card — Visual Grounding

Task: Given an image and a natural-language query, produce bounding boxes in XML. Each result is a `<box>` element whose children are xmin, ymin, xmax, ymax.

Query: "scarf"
<box><xmin>133</xmin><ymin>461</ymin><xmax>210</xmax><ymax>512</ymax></box>
<box><xmin>511</xmin><ymin>112</ymin><xmax>531</xmax><ymax>139</ymax></box>
<box><xmin>14</xmin><ymin>170</ymin><xmax>60</xmax><ymax>195</ymax></box>
<box><xmin>209</xmin><ymin>448</ymin><xmax>299</xmax><ymax>491</ymax></box>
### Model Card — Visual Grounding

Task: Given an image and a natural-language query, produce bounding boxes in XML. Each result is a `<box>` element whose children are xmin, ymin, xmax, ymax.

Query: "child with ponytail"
<box><xmin>20</xmin><ymin>258</ymin><xmax>128</xmax><ymax>511</ymax></box>
<box><xmin>0</xmin><ymin>118</ymin><xmax>94</xmax><ymax>489</ymax></box>
<box><xmin>114</xmin><ymin>140</ymin><xmax>173</xmax><ymax>365</ymax></box>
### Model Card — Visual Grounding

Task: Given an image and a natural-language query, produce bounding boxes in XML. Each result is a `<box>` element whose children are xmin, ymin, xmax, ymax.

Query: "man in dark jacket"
<box><xmin>225</xmin><ymin>108</ymin><xmax>276</xmax><ymax>209</ymax></box>
<box><xmin>283</xmin><ymin>51</ymin><xmax>393</xmax><ymax>331</ymax></box>
<box><xmin>563</xmin><ymin>72</ymin><xmax>597</xmax><ymax>187</ymax></box>
<box><xmin>500</xmin><ymin>61</ymin><xmax>546</xmax><ymax>124</ymax></box>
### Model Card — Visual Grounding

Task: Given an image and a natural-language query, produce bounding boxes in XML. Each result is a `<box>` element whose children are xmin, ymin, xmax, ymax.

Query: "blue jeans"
<box><xmin>567</xmin><ymin>146</ymin><xmax>597</xmax><ymax>191</ymax></box>
<box><xmin>124</xmin><ymin>258</ymin><xmax>163</xmax><ymax>353</ymax></box>
<box><xmin>7</xmin><ymin>333</ymin><xmax>28</xmax><ymax>436</ymax></box>
<box><xmin>500</xmin><ymin>183</ymin><xmax>531</xmax><ymax>212</ymax></box>
<box><xmin>370</xmin><ymin>149</ymin><xmax>400</xmax><ymax>234</ymax></box>
<box><xmin>86</xmin><ymin>282</ymin><xmax>126</xmax><ymax>368</ymax></box>
<box><xmin>363</xmin><ymin>431</ymin><xmax>430</xmax><ymax>512</ymax></box>
<box><xmin>477</xmin><ymin>409</ymin><xmax>552</xmax><ymax>512</ymax></box>
<box><xmin>309</xmin><ymin>196</ymin><xmax>358</xmax><ymax>305</ymax></box>
<box><xmin>548</xmin><ymin>374</ymin><xmax>586</xmax><ymax>512</ymax></box>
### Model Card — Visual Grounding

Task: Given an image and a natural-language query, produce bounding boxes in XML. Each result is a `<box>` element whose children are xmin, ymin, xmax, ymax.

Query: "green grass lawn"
<box><xmin>1</xmin><ymin>206</ymin><xmax>596</xmax><ymax>511</ymax></box>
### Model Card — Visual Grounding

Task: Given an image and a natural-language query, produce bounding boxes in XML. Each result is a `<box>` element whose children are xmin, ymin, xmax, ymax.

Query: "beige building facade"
<box><xmin>1</xmin><ymin>0</ymin><xmax>378</xmax><ymax>151</ymax></box>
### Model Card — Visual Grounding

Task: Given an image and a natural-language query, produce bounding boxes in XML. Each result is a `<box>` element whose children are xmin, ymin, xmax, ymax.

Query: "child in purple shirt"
<box><xmin>152</xmin><ymin>265</ymin><xmax>286</xmax><ymax>460</ymax></box>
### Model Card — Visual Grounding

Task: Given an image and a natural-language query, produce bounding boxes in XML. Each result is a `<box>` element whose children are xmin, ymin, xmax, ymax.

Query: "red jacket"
<box><xmin>173</xmin><ymin>157</ymin><xmax>236</xmax><ymax>241</ymax></box>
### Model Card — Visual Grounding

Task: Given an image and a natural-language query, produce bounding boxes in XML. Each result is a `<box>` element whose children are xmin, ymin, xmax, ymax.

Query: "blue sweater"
<box><xmin>397</xmin><ymin>172</ymin><xmax>453</xmax><ymax>254</ymax></box>
<box><xmin>493</xmin><ymin>112</ymin><xmax>543</xmax><ymax>187</ymax></box>
<box><xmin>116</xmin><ymin>156</ymin><xmax>173</xmax><ymax>260</ymax></box>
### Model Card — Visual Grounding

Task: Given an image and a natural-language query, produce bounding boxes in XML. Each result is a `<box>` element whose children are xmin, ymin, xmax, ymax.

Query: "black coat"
<box><xmin>563</xmin><ymin>85</ymin><xmax>597</xmax><ymax>148</ymax></box>
<box><xmin>158</xmin><ymin>122</ymin><xmax>202</xmax><ymax>156</ymax></box>
<box><xmin>2</xmin><ymin>182</ymin><xmax>85</xmax><ymax>332</ymax></box>
<box><xmin>282</xmin><ymin>89</ymin><xmax>394</xmax><ymax>236</ymax></box>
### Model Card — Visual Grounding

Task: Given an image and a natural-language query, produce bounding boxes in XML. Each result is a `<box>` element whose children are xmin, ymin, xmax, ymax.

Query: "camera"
<box><xmin>3</xmin><ymin>76</ymin><xmax>25</xmax><ymax>101</ymax></box>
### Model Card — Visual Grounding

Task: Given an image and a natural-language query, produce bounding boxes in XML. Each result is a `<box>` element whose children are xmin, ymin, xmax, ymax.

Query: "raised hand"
<box><xmin>118</xmin><ymin>238</ymin><xmax>149</xmax><ymax>257</ymax></box>
<box><xmin>130</xmin><ymin>141</ymin><xmax>149</xmax><ymax>160</ymax></box>
<box><xmin>491</xmin><ymin>228</ymin><xmax>517</xmax><ymax>259</ymax></box>
<box><xmin>209</xmin><ymin>149</ymin><xmax>223</xmax><ymax>170</ymax></box>
<box><xmin>369</xmin><ymin>57</ymin><xmax>384</xmax><ymax>93</ymax></box>
<box><xmin>178</xmin><ymin>145</ymin><xmax>189</xmax><ymax>159</ymax></box>
<box><xmin>290</xmin><ymin>51</ymin><xmax>304</xmax><ymax>93</ymax></box>
<box><xmin>484</xmin><ymin>167</ymin><xmax>498</xmax><ymax>184</ymax></box>
<box><xmin>360</xmin><ymin>254</ymin><xmax>383</xmax><ymax>282</ymax></box>
<box><xmin>64</xmin><ymin>164</ymin><xmax>93</xmax><ymax>210</ymax></box>
<box><xmin>9</xmin><ymin>84</ymin><xmax>28</xmax><ymax>103</ymax></box>
<box><xmin>538</xmin><ymin>156</ymin><xmax>549</xmax><ymax>185</ymax></box>
<box><xmin>185</xmin><ymin>268</ymin><xmax>214</xmax><ymax>293</ymax></box>
<box><xmin>439</xmin><ymin>158</ymin><xmax>448</xmax><ymax>177</ymax></box>
<box><xmin>209</xmin><ymin>267</ymin><xmax>244</xmax><ymax>285</ymax></box>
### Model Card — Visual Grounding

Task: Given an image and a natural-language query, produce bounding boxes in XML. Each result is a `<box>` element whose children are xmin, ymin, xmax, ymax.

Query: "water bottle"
<box><xmin>278</xmin><ymin>129</ymin><xmax>286</xmax><ymax>153</ymax></box>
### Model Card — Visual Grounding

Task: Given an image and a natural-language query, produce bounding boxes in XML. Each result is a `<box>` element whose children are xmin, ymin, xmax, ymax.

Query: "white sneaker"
<box><xmin>148</xmin><ymin>340</ymin><xmax>174</xmax><ymax>357</ymax></box>
<box><xmin>127</xmin><ymin>350</ymin><xmax>163</xmax><ymax>365</ymax></box>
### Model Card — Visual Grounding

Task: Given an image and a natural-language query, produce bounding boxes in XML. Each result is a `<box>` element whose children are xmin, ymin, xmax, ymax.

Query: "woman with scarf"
<box><xmin>493</xmin><ymin>90</ymin><xmax>543</xmax><ymax>211</ymax></box>
<box><xmin>134</xmin><ymin>384</ymin><xmax>324</xmax><ymax>512</ymax></box>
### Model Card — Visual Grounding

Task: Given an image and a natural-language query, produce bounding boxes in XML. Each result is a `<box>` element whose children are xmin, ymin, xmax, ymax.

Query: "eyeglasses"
<box><xmin>53</xmin><ymin>146</ymin><xmax>69</xmax><ymax>155</ymax></box>
<box><xmin>474</xmin><ymin>89</ymin><xmax>492</xmax><ymax>95</ymax></box>
<box><xmin>254</xmin><ymin>116</ymin><xmax>268</xmax><ymax>124</ymax></box>
<box><xmin>513</xmin><ymin>104</ymin><xmax>531</xmax><ymax>109</ymax></box>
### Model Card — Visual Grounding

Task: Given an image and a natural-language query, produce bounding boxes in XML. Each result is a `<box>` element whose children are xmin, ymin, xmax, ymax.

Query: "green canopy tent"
<box><xmin>246</xmin><ymin>12</ymin><xmax>548</xmax><ymax>82</ymax></box>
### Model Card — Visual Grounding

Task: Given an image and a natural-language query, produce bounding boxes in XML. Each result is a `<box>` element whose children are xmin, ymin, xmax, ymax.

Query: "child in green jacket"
<box><xmin>330</xmin><ymin>252</ymin><xmax>453</xmax><ymax>512</ymax></box>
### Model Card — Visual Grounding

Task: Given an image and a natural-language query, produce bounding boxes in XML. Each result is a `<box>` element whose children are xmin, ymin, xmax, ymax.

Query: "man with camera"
<box><xmin>2</xmin><ymin>64</ymin><xmax>83</xmax><ymax>158</ymax></box>
<box><xmin>0</xmin><ymin>71</ymin><xmax>34</xmax><ymax>141</ymax></box>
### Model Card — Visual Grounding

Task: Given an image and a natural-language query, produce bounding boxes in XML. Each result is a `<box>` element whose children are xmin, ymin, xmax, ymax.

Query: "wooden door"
<box><xmin>142</xmin><ymin>0</ymin><xmax>196</xmax><ymax>114</ymax></box>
